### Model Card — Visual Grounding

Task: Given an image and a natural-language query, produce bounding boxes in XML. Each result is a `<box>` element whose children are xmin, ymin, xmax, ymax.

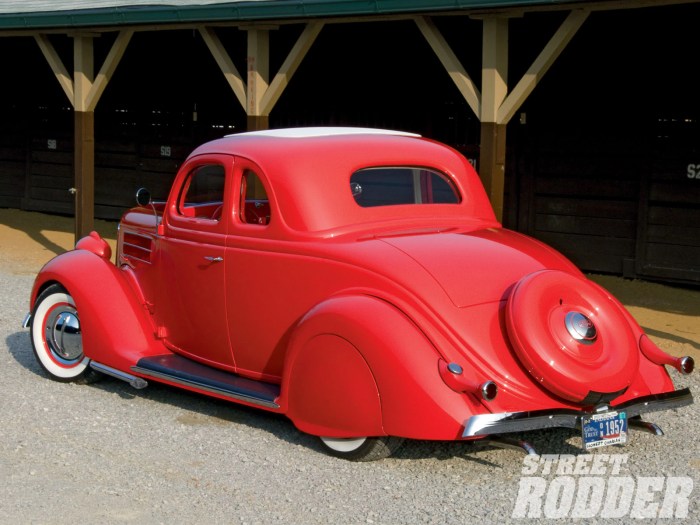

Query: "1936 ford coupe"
<box><xmin>24</xmin><ymin>128</ymin><xmax>694</xmax><ymax>460</ymax></box>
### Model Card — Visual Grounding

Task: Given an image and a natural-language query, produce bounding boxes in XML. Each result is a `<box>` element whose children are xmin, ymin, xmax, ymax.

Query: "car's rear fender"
<box><xmin>586</xmin><ymin>280</ymin><xmax>677</xmax><ymax>396</ymax></box>
<box><xmin>30</xmin><ymin>249</ymin><xmax>165</xmax><ymax>371</ymax></box>
<box><xmin>281</xmin><ymin>295</ymin><xmax>484</xmax><ymax>440</ymax></box>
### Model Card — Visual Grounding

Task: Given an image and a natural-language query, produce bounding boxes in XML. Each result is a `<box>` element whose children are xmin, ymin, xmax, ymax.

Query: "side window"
<box><xmin>351</xmin><ymin>167</ymin><xmax>460</xmax><ymax>207</ymax></box>
<box><xmin>240</xmin><ymin>170</ymin><xmax>271</xmax><ymax>226</ymax></box>
<box><xmin>178</xmin><ymin>164</ymin><xmax>225</xmax><ymax>220</ymax></box>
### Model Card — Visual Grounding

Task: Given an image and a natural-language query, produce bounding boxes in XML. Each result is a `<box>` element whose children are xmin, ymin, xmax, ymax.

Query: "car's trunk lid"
<box><xmin>380</xmin><ymin>228</ymin><xmax>581</xmax><ymax>308</ymax></box>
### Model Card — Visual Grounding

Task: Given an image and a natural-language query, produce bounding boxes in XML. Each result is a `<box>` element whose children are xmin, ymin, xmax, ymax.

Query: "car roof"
<box><xmin>188</xmin><ymin>128</ymin><xmax>497</xmax><ymax>234</ymax></box>
<box><xmin>227</xmin><ymin>127</ymin><xmax>422</xmax><ymax>139</ymax></box>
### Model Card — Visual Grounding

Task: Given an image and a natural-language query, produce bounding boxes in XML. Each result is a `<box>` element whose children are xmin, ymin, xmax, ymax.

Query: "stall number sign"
<box><xmin>688</xmin><ymin>164</ymin><xmax>700</xmax><ymax>179</ymax></box>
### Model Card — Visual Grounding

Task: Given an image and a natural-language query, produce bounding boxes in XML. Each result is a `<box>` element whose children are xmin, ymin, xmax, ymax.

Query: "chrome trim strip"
<box><xmin>122</xmin><ymin>241</ymin><xmax>153</xmax><ymax>253</ymax></box>
<box><xmin>122</xmin><ymin>231</ymin><xmax>154</xmax><ymax>264</ymax></box>
<box><xmin>615</xmin><ymin>387</ymin><xmax>693</xmax><ymax>418</ymax></box>
<box><xmin>22</xmin><ymin>312</ymin><xmax>31</xmax><ymax>329</ymax></box>
<box><xmin>122</xmin><ymin>253</ymin><xmax>152</xmax><ymax>265</ymax></box>
<box><xmin>123</xmin><ymin>231</ymin><xmax>153</xmax><ymax>242</ymax></box>
<box><xmin>463</xmin><ymin>388</ymin><xmax>693</xmax><ymax>438</ymax></box>
<box><xmin>464</xmin><ymin>410</ymin><xmax>580</xmax><ymax>437</ymax></box>
<box><xmin>131</xmin><ymin>365</ymin><xmax>281</xmax><ymax>409</ymax></box>
<box><xmin>90</xmin><ymin>361</ymin><xmax>148</xmax><ymax>389</ymax></box>
<box><xmin>122</xmin><ymin>242</ymin><xmax>152</xmax><ymax>254</ymax></box>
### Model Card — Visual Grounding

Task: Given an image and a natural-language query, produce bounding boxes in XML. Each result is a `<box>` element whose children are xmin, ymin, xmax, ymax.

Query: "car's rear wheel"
<box><xmin>319</xmin><ymin>436</ymin><xmax>404</xmax><ymax>461</ymax></box>
<box><xmin>30</xmin><ymin>284</ymin><xmax>100</xmax><ymax>383</ymax></box>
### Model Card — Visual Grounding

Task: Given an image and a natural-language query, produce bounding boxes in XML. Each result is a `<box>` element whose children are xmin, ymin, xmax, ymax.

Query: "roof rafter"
<box><xmin>35</xmin><ymin>34</ymin><xmax>74</xmax><ymax>105</ymax></box>
<box><xmin>497</xmin><ymin>9</ymin><xmax>588</xmax><ymax>124</ymax></box>
<box><xmin>35</xmin><ymin>29</ymin><xmax>132</xmax><ymax>111</ymax></box>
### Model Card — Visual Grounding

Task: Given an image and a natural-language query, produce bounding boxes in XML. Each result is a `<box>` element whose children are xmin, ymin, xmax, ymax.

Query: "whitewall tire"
<box><xmin>30</xmin><ymin>284</ymin><xmax>100</xmax><ymax>383</ymax></box>
<box><xmin>319</xmin><ymin>436</ymin><xmax>404</xmax><ymax>461</ymax></box>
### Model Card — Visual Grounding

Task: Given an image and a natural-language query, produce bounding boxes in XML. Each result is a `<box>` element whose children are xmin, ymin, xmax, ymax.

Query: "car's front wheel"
<box><xmin>319</xmin><ymin>436</ymin><xmax>404</xmax><ymax>461</ymax></box>
<box><xmin>30</xmin><ymin>284</ymin><xmax>100</xmax><ymax>383</ymax></box>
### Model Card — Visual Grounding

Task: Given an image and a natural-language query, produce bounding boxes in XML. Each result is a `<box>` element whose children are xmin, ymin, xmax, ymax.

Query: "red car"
<box><xmin>25</xmin><ymin>128</ymin><xmax>694</xmax><ymax>460</ymax></box>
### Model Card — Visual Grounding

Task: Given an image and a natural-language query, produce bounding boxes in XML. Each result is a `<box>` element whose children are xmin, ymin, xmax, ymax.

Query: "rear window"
<box><xmin>351</xmin><ymin>167</ymin><xmax>460</xmax><ymax>207</ymax></box>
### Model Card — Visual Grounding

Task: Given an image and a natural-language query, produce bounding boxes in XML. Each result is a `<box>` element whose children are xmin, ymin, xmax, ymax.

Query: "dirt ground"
<box><xmin>1</xmin><ymin>207</ymin><xmax>698</xmax><ymax>360</ymax></box>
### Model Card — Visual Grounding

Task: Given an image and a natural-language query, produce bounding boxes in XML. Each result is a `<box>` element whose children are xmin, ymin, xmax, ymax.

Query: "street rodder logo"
<box><xmin>512</xmin><ymin>454</ymin><xmax>693</xmax><ymax>519</ymax></box>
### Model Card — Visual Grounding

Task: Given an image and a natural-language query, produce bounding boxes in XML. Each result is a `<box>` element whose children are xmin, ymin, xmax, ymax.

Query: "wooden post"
<box><xmin>247</xmin><ymin>115</ymin><xmax>270</xmax><ymax>131</ymax></box>
<box><xmin>480</xmin><ymin>122</ymin><xmax>507</xmax><ymax>222</ymax></box>
<box><xmin>480</xmin><ymin>18</ymin><xmax>509</xmax><ymax>222</ymax></box>
<box><xmin>73</xmin><ymin>35</ymin><xmax>95</xmax><ymax>240</ymax></box>
<box><xmin>74</xmin><ymin>111</ymin><xmax>95</xmax><ymax>240</ymax></box>
<box><xmin>37</xmin><ymin>31</ymin><xmax>132</xmax><ymax>242</ymax></box>
<box><xmin>247</xmin><ymin>29</ymin><xmax>269</xmax><ymax>131</ymax></box>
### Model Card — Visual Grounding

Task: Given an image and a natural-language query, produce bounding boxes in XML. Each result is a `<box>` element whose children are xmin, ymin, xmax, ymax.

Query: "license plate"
<box><xmin>581</xmin><ymin>410</ymin><xmax>627</xmax><ymax>450</ymax></box>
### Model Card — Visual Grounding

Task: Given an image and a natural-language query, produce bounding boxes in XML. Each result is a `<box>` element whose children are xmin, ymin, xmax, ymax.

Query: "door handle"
<box><xmin>204</xmin><ymin>256</ymin><xmax>223</xmax><ymax>263</ymax></box>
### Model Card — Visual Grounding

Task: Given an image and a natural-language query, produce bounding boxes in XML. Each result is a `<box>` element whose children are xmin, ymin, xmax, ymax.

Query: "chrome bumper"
<box><xmin>463</xmin><ymin>387</ymin><xmax>693</xmax><ymax>437</ymax></box>
<box><xmin>22</xmin><ymin>312</ymin><xmax>31</xmax><ymax>329</ymax></box>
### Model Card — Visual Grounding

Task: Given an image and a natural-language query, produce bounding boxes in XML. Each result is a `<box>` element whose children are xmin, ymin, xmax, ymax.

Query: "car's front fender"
<box><xmin>281</xmin><ymin>294</ymin><xmax>484</xmax><ymax>440</ymax></box>
<box><xmin>30</xmin><ymin>249</ymin><xmax>165</xmax><ymax>371</ymax></box>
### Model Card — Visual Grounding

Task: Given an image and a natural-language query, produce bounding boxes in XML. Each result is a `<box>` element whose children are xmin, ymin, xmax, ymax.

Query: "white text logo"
<box><xmin>511</xmin><ymin>454</ymin><xmax>693</xmax><ymax>519</ymax></box>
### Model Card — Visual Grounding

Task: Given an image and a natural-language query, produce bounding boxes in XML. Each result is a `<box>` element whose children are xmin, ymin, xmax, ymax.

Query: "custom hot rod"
<box><xmin>25</xmin><ymin>128</ymin><xmax>694</xmax><ymax>460</ymax></box>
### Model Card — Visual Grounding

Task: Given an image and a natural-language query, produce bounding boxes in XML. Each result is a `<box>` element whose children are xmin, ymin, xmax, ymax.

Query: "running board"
<box><xmin>132</xmin><ymin>354</ymin><xmax>281</xmax><ymax>409</ymax></box>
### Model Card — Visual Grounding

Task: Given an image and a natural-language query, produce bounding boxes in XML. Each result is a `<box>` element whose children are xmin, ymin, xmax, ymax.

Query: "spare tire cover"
<box><xmin>505</xmin><ymin>270</ymin><xmax>638</xmax><ymax>403</ymax></box>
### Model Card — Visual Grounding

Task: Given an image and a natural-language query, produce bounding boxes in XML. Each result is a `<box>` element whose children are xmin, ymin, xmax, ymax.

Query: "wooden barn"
<box><xmin>0</xmin><ymin>0</ymin><xmax>698</xmax><ymax>283</ymax></box>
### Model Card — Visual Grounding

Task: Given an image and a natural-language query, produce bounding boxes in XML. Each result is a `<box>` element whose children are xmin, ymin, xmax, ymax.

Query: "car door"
<box><xmin>224</xmin><ymin>159</ymin><xmax>285</xmax><ymax>381</ymax></box>
<box><xmin>156</xmin><ymin>154</ymin><xmax>235</xmax><ymax>369</ymax></box>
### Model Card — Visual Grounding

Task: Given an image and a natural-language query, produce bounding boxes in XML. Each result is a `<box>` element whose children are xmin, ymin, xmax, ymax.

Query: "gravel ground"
<box><xmin>1</xmin><ymin>269</ymin><xmax>698</xmax><ymax>524</ymax></box>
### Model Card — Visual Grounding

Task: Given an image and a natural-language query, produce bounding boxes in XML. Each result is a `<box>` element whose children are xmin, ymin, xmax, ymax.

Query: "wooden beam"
<box><xmin>415</xmin><ymin>16</ymin><xmax>481</xmax><ymax>118</ymax></box>
<box><xmin>260</xmin><ymin>21</ymin><xmax>323</xmax><ymax>116</ymax></box>
<box><xmin>34</xmin><ymin>34</ymin><xmax>74</xmax><ymax>106</ymax></box>
<box><xmin>85</xmin><ymin>29</ymin><xmax>133</xmax><ymax>111</ymax></box>
<box><xmin>497</xmin><ymin>10</ymin><xmax>589</xmax><ymax>124</ymax></box>
<box><xmin>246</xmin><ymin>28</ymin><xmax>269</xmax><ymax>120</ymax></box>
<box><xmin>481</xmin><ymin>17</ymin><xmax>508</xmax><ymax>123</ymax></box>
<box><xmin>199</xmin><ymin>26</ymin><xmax>247</xmax><ymax>110</ymax></box>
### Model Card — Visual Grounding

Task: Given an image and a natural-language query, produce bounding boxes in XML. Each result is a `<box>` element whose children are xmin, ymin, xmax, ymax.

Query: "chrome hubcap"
<box><xmin>565</xmin><ymin>311</ymin><xmax>597</xmax><ymax>345</ymax></box>
<box><xmin>45</xmin><ymin>307</ymin><xmax>83</xmax><ymax>363</ymax></box>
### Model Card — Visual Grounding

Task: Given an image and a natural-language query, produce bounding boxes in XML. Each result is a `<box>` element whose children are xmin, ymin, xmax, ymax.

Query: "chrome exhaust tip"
<box><xmin>480</xmin><ymin>380</ymin><xmax>498</xmax><ymax>401</ymax></box>
<box><xmin>90</xmin><ymin>361</ymin><xmax>148</xmax><ymax>390</ymax></box>
<box><xmin>629</xmin><ymin>418</ymin><xmax>664</xmax><ymax>436</ymax></box>
<box><xmin>680</xmin><ymin>356</ymin><xmax>694</xmax><ymax>375</ymax></box>
<box><xmin>476</xmin><ymin>436</ymin><xmax>537</xmax><ymax>455</ymax></box>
